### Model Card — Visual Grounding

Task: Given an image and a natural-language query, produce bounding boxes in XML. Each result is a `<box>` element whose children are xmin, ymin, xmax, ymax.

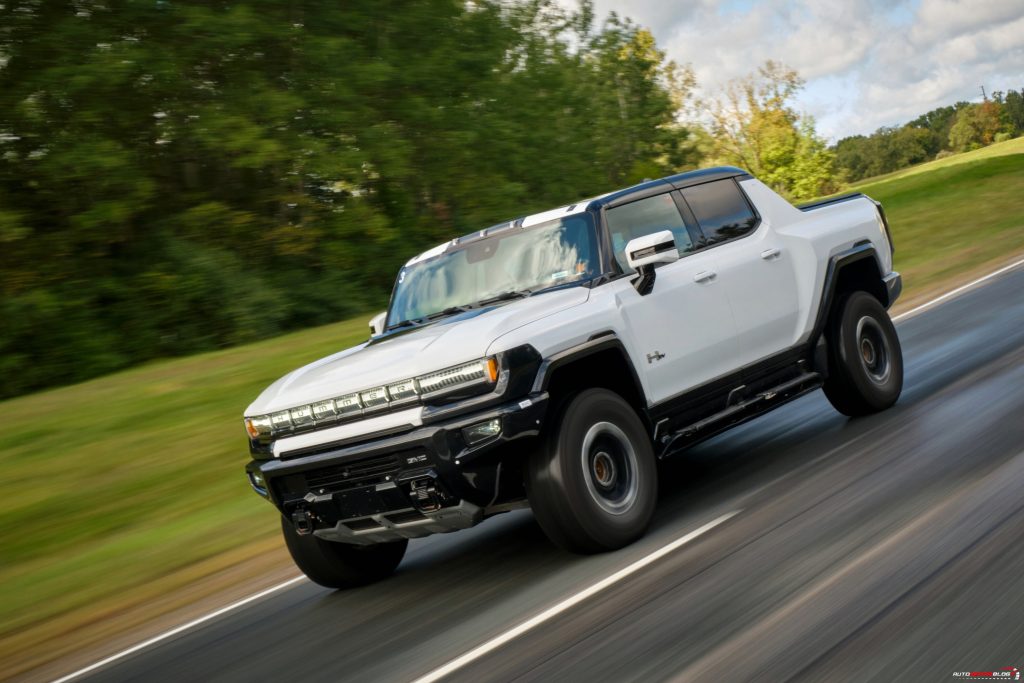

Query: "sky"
<box><xmin>563</xmin><ymin>0</ymin><xmax>1024</xmax><ymax>141</ymax></box>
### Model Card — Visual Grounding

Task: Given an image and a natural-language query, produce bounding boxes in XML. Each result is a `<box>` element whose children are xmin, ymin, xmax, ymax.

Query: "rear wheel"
<box><xmin>823</xmin><ymin>290</ymin><xmax>903</xmax><ymax>416</ymax></box>
<box><xmin>526</xmin><ymin>388</ymin><xmax>657</xmax><ymax>553</ymax></box>
<box><xmin>280</xmin><ymin>517</ymin><xmax>407</xmax><ymax>588</ymax></box>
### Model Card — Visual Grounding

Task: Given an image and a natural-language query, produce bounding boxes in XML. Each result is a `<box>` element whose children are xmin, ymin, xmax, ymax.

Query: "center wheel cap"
<box><xmin>593</xmin><ymin>452</ymin><xmax>616</xmax><ymax>487</ymax></box>
<box><xmin>861</xmin><ymin>339</ymin><xmax>875</xmax><ymax>364</ymax></box>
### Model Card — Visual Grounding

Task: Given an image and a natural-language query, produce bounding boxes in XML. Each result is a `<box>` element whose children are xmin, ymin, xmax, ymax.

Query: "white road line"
<box><xmin>892</xmin><ymin>256</ymin><xmax>1024</xmax><ymax>322</ymax></box>
<box><xmin>50</xmin><ymin>576</ymin><xmax>307</xmax><ymax>683</ymax></box>
<box><xmin>409</xmin><ymin>511</ymin><xmax>741</xmax><ymax>683</ymax></box>
<box><xmin>48</xmin><ymin>256</ymin><xmax>1024</xmax><ymax>683</ymax></box>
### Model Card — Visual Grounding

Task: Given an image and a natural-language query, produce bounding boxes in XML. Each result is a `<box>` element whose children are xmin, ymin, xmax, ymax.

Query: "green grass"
<box><xmin>0</xmin><ymin>318</ymin><xmax>375</xmax><ymax>672</ymax></box>
<box><xmin>850</xmin><ymin>135</ymin><xmax>1024</xmax><ymax>188</ymax></box>
<box><xmin>855</xmin><ymin>146</ymin><xmax>1024</xmax><ymax>295</ymax></box>
<box><xmin>1</xmin><ymin>142</ymin><xmax>1023</xmax><ymax>677</ymax></box>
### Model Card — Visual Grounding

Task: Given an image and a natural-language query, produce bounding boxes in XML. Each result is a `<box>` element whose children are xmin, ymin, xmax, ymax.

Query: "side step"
<box><xmin>658</xmin><ymin>372</ymin><xmax>823</xmax><ymax>458</ymax></box>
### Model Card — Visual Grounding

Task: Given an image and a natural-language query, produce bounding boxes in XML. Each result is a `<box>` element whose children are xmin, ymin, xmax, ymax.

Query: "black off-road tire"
<box><xmin>822</xmin><ymin>290</ymin><xmax>903</xmax><ymax>416</ymax></box>
<box><xmin>526</xmin><ymin>388</ymin><xmax>658</xmax><ymax>554</ymax></box>
<box><xmin>280</xmin><ymin>517</ymin><xmax>407</xmax><ymax>589</ymax></box>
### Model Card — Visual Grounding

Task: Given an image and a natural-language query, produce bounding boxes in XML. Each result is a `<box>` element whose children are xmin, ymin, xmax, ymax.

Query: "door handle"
<box><xmin>761</xmin><ymin>248</ymin><xmax>781</xmax><ymax>260</ymax></box>
<box><xmin>693</xmin><ymin>270</ymin><xmax>716</xmax><ymax>283</ymax></box>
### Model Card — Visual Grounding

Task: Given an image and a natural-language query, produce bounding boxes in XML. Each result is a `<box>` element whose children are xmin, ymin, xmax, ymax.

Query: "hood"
<box><xmin>246</xmin><ymin>286</ymin><xmax>590</xmax><ymax>415</ymax></box>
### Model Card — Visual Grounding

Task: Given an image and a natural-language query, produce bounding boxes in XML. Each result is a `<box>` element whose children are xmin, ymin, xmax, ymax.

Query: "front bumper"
<box><xmin>246</xmin><ymin>393</ymin><xmax>548</xmax><ymax>544</ymax></box>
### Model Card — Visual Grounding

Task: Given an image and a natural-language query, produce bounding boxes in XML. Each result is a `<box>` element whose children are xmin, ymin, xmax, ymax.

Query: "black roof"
<box><xmin>588</xmin><ymin>166</ymin><xmax>751</xmax><ymax>210</ymax></box>
<box><xmin>448</xmin><ymin>166</ymin><xmax>752</xmax><ymax>247</ymax></box>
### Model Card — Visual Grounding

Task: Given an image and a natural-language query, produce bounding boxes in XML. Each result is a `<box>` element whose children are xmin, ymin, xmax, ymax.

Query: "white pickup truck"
<box><xmin>243</xmin><ymin>166</ymin><xmax>903</xmax><ymax>587</ymax></box>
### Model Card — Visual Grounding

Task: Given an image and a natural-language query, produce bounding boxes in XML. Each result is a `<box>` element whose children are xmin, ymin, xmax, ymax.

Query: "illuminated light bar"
<box><xmin>270</xmin><ymin>410</ymin><xmax>293</xmax><ymax>433</ymax></box>
<box><xmin>310</xmin><ymin>399</ymin><xmax>338</xmax><ymax>421</ymax></box>
<box><xmin>334</xmin><ymin>393</ymin><xmax>362</xmax><ymax>415</ymax></box>
<box><xmin>387</xmin><ymin>379</ymin><xmax>419</xmax><ymax>403</ymax></box>
<box><xmin>246</xmin><ymin>357</ymin><xmax>500</xmax><ymax>440</ymax></box>
<box><xmin>360</xmin><ymin>386</ymin><xmax>389</xmax><ymax>410</ymax></box>
<box><xmin>289</xmin><ymin>404</ymin><xmax>314</xmax><ymax>428</ymax></box>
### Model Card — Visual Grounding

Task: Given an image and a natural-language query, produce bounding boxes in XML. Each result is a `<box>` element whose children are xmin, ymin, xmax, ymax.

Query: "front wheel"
<box><xmin>822</xmin><ymin>290</ymin><xmax>903</xmax><ymax>416</ymax></box>
<box><xmin>280</xmin><ymin>517</ymin><xmax>407</xmax><ymax>588</ymax></box>
<box><xmin>526</xmin><ymin>388</ymin><xmax>657</xmax><ymax>554</ymax></box>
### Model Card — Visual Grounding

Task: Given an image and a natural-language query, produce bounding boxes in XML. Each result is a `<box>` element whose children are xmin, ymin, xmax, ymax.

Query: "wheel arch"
<box><xmin>810</xmin><ymin>243</ymin><xmax>891</xmax><ymax>346</ymax></box>
<box><xmin>532</xmin><ymin>335</ymin><xmax>651</xmax><ymax>431</ymax></box>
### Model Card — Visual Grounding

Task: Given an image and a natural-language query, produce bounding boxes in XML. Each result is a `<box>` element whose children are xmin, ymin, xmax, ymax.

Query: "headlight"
<box><xmin>244</xmin><ymin>415</ymin><xmax>273</xmax><ymax>440</ymax></box>
<box><xmin>243</xmin><ymin>357</ymin><xmax>500</xmax><ymax>440</ymax></box>
<box><xmin>418</xmin><ymin>358</ymin><xmax>498</xmax><ymax>395</ymax></box>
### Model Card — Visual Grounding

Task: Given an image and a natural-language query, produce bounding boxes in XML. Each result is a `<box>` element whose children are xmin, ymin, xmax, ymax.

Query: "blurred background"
<box><xmin>1</xmin><ymin>1</ymin><xmax>1022</xmax><ymax>681</ymax></box>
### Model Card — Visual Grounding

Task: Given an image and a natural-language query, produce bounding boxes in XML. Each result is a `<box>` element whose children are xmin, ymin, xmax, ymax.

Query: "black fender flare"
<box><xmin>809</xmin><ymin>242</ymin><xmax>890</xmax><ymax>348</ymax></box>
<box><xmin>531</xmin><ymin>333</ymin><xmax>650</xmax><ymax>422</ymax></box>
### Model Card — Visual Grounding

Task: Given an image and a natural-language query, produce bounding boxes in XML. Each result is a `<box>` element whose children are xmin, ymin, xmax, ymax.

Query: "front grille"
<box><xmin>304</xmin><ymin>453</ymin><xmax>402</xmax><ymax>494</ymax></box>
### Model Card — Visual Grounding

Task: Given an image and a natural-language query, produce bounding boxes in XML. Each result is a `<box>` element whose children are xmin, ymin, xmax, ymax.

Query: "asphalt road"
<box><xmin>83</xmin><ymin>266</ymin><xmax>1024</xmax><ymax>683</ymax></box>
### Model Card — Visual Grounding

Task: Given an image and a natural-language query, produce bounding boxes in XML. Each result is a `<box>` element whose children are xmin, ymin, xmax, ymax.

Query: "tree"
<box><xmin>1000</xmin><ymin>89</ymin><xmax>1024</xmax><ymax>135</ymax></box>
<box><xmin>906</xmin><ymin>102</ymin><xmax>969</xmax><ymax>155</ymax></box>
<box><xmin>0</xmin><ymin>0</ymin><xmax>695</xmax><ymax>398</ymax></box>
<box><xmin>704</xmin><ymin>61</ymin><xmax>837</xmax><ymax>200</ymax></box>
<box><xmin>834</xmin><ymin>105</ymin><xmax>967</xmax><ymax>183</ymax></box>
<box><xmin>948</xmin><ymin>101</ymin><xmax>1006</xmax><ymax>151</ymax></box>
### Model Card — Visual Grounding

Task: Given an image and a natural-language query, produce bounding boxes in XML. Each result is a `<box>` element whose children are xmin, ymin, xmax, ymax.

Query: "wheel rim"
<box><xmin>581</xmin><ymin>421</ymin><xmax>639</xmax><ymax>515</ymax></box>
<box><xmin>855</xmin><ymin>315</ymin><xmax>891</xmax><ymax>384</ymax></box>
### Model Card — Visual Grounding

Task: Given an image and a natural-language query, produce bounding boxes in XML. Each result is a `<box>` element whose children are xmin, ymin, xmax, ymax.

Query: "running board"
<box><xmin>657</xmin><ymin>372</ymin><xmax>823</xmax><ymax>458</ymax></box>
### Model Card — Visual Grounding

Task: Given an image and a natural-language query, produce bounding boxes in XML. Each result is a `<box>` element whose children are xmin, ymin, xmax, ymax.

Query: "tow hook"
<box><xmin>409</xmin><ymin>477</ymin><xmax>443</xmax><ymax>512</ymax></box>
<box><xmin>291</xmin><ymin>509</ymin><xmax>314</xmax><ymax>536</ymax></box>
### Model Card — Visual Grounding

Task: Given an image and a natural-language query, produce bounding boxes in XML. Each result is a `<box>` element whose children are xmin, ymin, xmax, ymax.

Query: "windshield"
<box><xmin>387</xmin><ymin>213</ymin><xmax>599</xmax><ymax>328</ymax></box>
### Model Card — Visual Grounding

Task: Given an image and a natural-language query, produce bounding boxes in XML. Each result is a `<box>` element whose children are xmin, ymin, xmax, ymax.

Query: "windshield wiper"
<box><xmin>387</xmin><ymin>305</ymin><xmax>472</xmax><ymax>331</ymax></box>
<box><xmin>386</xmin><ymin>318</ymin><xmax>423</xmax><ymax>331</ymax></box>
<box><xmin>424</xmin><ymin>305</ymin><xmax>472</xmax><ymax>321</ymax></box>
<box><xmin>388</xmin><ymin>293</ymin><xmax>531</xmax><ymax>331</ymax></box>
<box><xmin>475</xmin><ymin>289</ymin><xmax>533</xmax><ymax>306</ymax></box>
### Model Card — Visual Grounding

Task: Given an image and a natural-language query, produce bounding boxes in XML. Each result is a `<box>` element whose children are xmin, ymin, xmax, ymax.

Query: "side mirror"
<box><xmin>624</xmin><ymin>230</ymin><xmax>679</xmax><ymax>295</ymax></box>
<box><xmin>369</xmin><ymin>311</ymin><xmax>387</xmax><ymax>337</ymax></box>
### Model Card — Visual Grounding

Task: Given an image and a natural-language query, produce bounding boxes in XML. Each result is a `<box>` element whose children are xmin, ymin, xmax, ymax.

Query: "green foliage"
<box><xmin>0</xmin><ymin>0</ymin><xmax>698</xmax><ymax>399</ymax></box>
<box><xmin>1001</xmin><ymin>90</ymin><xmax>1024</xmax><ymax>133</ymax></box>
<box><xmin>4</xmin><ymin>0</ymin><xmax>1014</xmax><ymax>399</ymax></box>
<box><xmin>948</xmin><ymin>101</ymin><xmax>1006</xmax><ymax>152</ymax></box>
<box><xmin>704</xmin><ymin>61</ymin><xmax>837</xmax><ymax>200</ymax></box>
<box><xmin>834</xmin><ymin>125</ymin><xmax>934</xmax><ymax>181</ymax></box>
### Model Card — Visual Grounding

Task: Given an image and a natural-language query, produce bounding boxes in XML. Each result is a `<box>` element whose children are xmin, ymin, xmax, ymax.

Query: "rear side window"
<box><xmin>605</xmin><ymin>193</ymin><xmax>694</xmax><ymax>273</ymax></box>
<box><xmin>681</xmin><ymin>180</ymin><xmax>758</xmax><ymax>243</ymax></box>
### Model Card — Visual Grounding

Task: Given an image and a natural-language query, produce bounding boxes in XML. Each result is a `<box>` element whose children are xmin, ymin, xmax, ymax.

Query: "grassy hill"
<box><xmin>2</xmin><ymin>143</ymin><xmax>1023</xmax><ymax>679</ymax></box>
<box><xmin>852</xmin><ymin>138</ymin><xmax>1024</xmax><ymax>298</ymax></box>
<box><xmin>850</xmin><ymin>135</ymin><xmax>1024</xmax><ymax>188</ymax></box>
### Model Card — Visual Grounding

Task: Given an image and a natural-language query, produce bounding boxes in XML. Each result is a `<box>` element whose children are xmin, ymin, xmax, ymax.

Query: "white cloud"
<box><xmin>559</xmin><ymin>0</ymin><xmax>1024</xmax><ymax>139</ymax></box>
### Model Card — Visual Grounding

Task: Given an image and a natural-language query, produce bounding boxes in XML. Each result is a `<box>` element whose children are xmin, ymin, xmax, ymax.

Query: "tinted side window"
<box><xmin>681</xmin><ymin>180</ymin><xmax>757</xmax><ymax>243</ymax></box>
<box><xmin>606</xmin><ymin>193</ymin><xmax>694</xmax><ymax>273</ymax></box>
